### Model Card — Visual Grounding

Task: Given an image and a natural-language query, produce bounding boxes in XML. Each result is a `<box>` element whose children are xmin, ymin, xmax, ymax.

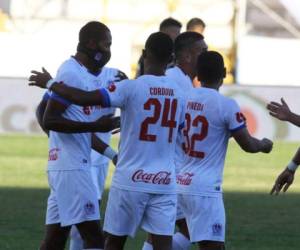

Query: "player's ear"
<box><xmin>142</xmin><ymin>49</ymin><xmax>146</xmax><ymax>59</ymax></box>
<box><xmin>223</xmin><ymin>67</ymin><xmax>226</xmax><ymax>78</ymax></box>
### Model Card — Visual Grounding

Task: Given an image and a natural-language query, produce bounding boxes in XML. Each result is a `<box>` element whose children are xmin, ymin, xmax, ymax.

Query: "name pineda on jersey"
<box><xmin>187</xmin><ymin>101</ymin><xmax>204</xmax><ymax>111</ymax></box>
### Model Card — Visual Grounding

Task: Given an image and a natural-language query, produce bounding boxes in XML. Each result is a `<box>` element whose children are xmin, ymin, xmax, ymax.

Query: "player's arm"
<box><xmin>270</xmin><ymin>147</ymin><xmax>300</xmax><ymax>195</ymax></box>
<box><xmin>225</xmin><ymin>99</ymin><xmax>273</xmax><ymax>153</ymax></box>
<box><xmin>267</xmin><ymin>98</ymin><xmax>300</xmax><ymax>127</ymax></box>
<box><xmin>43</xmin><ymin>99</ymin><xmax>119</xmax><ymax>133</ymax></box>
<box><xmin>91</xmin><ymin>134</ymin><xmax>118</xmax><ymax>165</ymax></box>
<box><xmin>36</xmin><ymin>92</ymin><xmax>50</xmax><ymax>136</ymax></box>
<box><xmin>29</xmin><ymin>68</ymin><xmax>106</xmax><ymax>106</ymax></box>
<box><xmin>232</xmin><ymin>128</ymin><xmax>273</xmax><ymax>153</ymax></box>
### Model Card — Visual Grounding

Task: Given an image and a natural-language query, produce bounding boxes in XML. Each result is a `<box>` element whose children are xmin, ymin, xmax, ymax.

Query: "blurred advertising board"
<box><xmin>0</xmin><ymin>77</ymin><xmax>299</xmax><ymax>141</ymax></box>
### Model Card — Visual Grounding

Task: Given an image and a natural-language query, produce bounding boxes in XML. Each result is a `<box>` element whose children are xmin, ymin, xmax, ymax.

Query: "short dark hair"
<box><xmin>174</xmin><ymin>31</ymin><xmax>204</xmax><ymax>57</ymax></box>
<box><xmin>197</xmin><ymin>51</ymin><xmax>225</xmax><ymax>83</ymax></box>
<box><xmin>145</xmin><ymin>32</ymin><xmax>173</xmax><ymax>63</ymax></box>
<box><xmin>159</xmin><ymin>17</ymin><xmax>182</xmax><ymax>31</ymax></box>
<box><xmin>79</xmin><ymin>21</ymin><xmax>110</xmax><ymax>45</ymax></box>
<box><xmin>186</xmin><ymin>18</ymin><xmax>206</xmax><ymax>30</ymax></box>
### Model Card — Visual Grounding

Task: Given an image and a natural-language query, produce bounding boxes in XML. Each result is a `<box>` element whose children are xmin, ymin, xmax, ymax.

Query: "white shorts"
<box><xmin>176</xmin><ymin>195</ymin><xmax>185</xmax><ymax>220</ymax></box>
<box><xmin>91</xmin><ymin>163</ymin><xmax>110</xmax><ymax>200</ymax></box>
<box><xmin>103</xmin><ymin>187</ymin><xmax>177</xmax><ymax>237</ymax></box>
<box><xmin>178</xmin><ymin>194</ymin><xmax>225</xmax><ymax>243</ymax></box>
<box><xmin>46</xmin><ymin>170</ymin><xmax>100</xmax><ymax>227</ymax></box>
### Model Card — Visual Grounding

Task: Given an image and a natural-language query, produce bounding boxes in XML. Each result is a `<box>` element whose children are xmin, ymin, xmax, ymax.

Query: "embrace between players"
<box><xmin>28</xmin><ymin>19</ymin><xmax>297</xmax><ymax>250</ymax></box>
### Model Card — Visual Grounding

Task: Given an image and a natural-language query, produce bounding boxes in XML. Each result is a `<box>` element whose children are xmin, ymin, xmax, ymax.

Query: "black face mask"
<box><xmin>77</xmin><ymin>42</ymin><xmax>111</xmax><ymax>68</ymax></box>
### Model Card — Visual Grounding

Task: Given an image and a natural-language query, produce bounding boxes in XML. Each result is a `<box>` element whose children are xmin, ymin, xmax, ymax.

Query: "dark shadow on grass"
<box><xmin>1</xmin><ymin>187</ymin><xmax>300</xmax><ymax>250</ymax></box>
<box><xmin>0</xmin><ymin>187</ymin><xmax>49</xmax><ymax>250</ymax></box>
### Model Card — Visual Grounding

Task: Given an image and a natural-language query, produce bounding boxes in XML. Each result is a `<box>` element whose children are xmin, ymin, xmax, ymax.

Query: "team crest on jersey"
<box><xmin>107</xmin><ymin>81</ymin><xmax>116</xmax><ymax>92</ymax></box>
<box><xmin>212</xmin><ymin>223</ymin><xmax>223</xmax><ymax>236</ymax></box>
<box><xmin>84</xmin><ymin>201</ymin><xmax>95</xmax><ymax>215</ymax></box>
<box><xmin>83</xmin><ymin>106</ymin><xmax>93</xmax><ymax>115</ymax></box>
<box><xmin>48</xmin><ymin>148</ymin><xmax>60</xmax><ymax>161</ymax></box>
<box><xmin>236</xmin><ymin>112</ymin><xmax>246</xmax><ymax>123</ymax></box>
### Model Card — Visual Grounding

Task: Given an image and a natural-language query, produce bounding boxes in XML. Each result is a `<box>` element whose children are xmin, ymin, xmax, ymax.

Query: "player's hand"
<box><xmin>260</xmin><ymin>138</ymin><xmax>273</xmax><ymax>153</ymax></box>
<box><xmin>96</xmin><ymin>114</ymin><xmax>120</xmax><ymax>132</ymax></box>
<box><xmin>270</xmin><ymin>168</ymin><xmax>295</xmax><ymax>195</ymax></box>
<box><xmin>29</xmin><ymin>67</ymin><xmax>52</xmax><ymax>89</ymax></box>
<box><xmin>267</xmin><ymin>98</ymin><xmax>291</xmax><ymax>121</ymax></box>
<box><xmin>112</xmin><ymin>154</ymin><xmax>118</xmax><ymax>166</ymax></box>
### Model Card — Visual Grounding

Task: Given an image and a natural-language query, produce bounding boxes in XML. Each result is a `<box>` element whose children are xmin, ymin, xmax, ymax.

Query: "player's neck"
<box><xmin>202</xmin><ymin>82</ymin><xmax>220</xmax><ymax>91</ymax></box>
<box><xmin>177</xmin><ymin>62</ymin><xmax>195</xmax><ymax>80</ymax></box>
<box><xmin>143</xmin><ymin>65</ymin><xmax>166</xmax><ymax>76</ymax></box>
<box><xmin>74</xmin><ymin>52</ymin><xmax>102</xmax><ymax>74</ymax></box>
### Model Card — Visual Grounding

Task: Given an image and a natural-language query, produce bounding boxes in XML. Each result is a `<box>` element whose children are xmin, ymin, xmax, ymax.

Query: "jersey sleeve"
<box><xmin>98</xmin><ymin>79</ymin><xmax>132</xmax><ymax>109</ymax></box>
<box><xmin>223</xmin><ymin>98</ymin><xmax>246</xmax><ymax>132</ymax></box>
<box><xmin>42</xmin><ymin>91</ymin><xmax>51</xmax><ymax>102</ymax></box>
<box><xmin>49</xmin><ymin>69</ymin><xmax>81</xmax><ymax>107</ymax></box>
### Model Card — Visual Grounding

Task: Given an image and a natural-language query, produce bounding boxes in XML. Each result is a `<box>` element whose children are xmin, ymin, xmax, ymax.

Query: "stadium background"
<box><xmin>0</xmin><ymin>0</ymin><xmax>300</xmax><ymax>249</ymax></box>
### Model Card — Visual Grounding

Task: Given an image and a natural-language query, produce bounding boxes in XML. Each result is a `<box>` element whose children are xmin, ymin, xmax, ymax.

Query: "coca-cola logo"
<box><xmin>131</xmin><ymin>170</ymin><xmax>171</xmax><ymax>185</ymax></box>
<box><xmin>176</xmin><ymin>172</ymin><xmax>194</xmax><ymax>186</ymax></box>
<box><xmin>48</xmin><ymin>148</ymin><xmax>60</xmax><ymax>161</ymax></box>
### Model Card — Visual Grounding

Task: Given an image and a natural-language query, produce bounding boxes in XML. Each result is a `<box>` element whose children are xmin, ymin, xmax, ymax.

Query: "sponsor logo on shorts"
<box><xmin>84</xmin><ymin>201</ymin><xmax>95</xmax><ymax>215</ymax></box>
<box><xmin>131</xmin><ymin>170</ymin><xmax>171</xmax><ymax>185</ymax></box>
<box><xmin>176</xmin><ymin>173</ymin><xmax>194</xmax><ymax>185</ymax></box>
<box><xmin>48</xmin><ymin>148</ymin><xmax>60</xmax><ymax>161</ymax></box>
<box><xmin>212</xmin><ymin>223</ymin><xmax>223</xmax><ymax>236</ymax></box>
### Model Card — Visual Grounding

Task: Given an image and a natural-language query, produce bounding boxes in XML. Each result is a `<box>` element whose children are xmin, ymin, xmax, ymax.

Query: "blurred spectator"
<box><xmin>135</xmin><ymin>17</ymin><xmax>182</xmax><ymax>77</ymax></box>
<box><xmin>186</xmin><ymin>17</ymin><xmax>206</xmax><ymax>34</ymax></box>
<box><xmin>159</xmin><ymin>17</ymin><xmax>182</xmax><ymax>41</ymax></box>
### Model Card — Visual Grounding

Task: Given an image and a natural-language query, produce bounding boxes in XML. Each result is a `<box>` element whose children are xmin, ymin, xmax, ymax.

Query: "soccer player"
<box><xmin>29</xmin><ymin>32</ymin><xmax>185</xmax><ymax>250</ymax></box>
<box><xmin>176</xmin><ymin>51</ymin><xmax>273</xmax><ymax>250</ymax></box>
<box><xmin>29</xmin><ymin>21</ymin><xmax>120</xmax><ymax>250</ymax></box>
<box><xmin>136</xmin><ymin>17</ymin><xmax>182</xmax><ymax>77</ymax></box>
<box><xmin>186</xmin><ymin>18</ymin><xmax>206</xmax><ymax>35</ymax></box>
<box><xmin>142</xmin><ymin>31</ymin><xmax>208</xmax><ymax>250</ymax></box>
<box><xmin>35</xmin><ymin>70</ymin><xmax>124</xmax><ymax>250</ymax></box>
<box><xmin>267</xmin><ymin>98</ymin><xmax>300</xmax><ymax>194</ymax></box>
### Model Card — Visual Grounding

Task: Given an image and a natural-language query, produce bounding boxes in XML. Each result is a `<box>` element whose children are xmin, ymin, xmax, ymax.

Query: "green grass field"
<box><xmin>0</xmin><ymin>134</ymin><xmax>300</xmax><ymax>250</ymax></box>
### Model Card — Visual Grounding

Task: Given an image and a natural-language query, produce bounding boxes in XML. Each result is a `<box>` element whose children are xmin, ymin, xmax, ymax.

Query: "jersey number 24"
<box><xmin>139</xmin><ymin>98</ymin><xmax>178</xmax><ymax>143</ymax></box>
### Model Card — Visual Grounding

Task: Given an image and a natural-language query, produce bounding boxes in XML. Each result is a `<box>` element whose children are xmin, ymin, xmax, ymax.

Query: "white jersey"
<box><xmin>100</xmin><ymin>75</ymin><xmax>185</xmax><ymax>194</ymax></box>
<box><xmin>177</xmin><ymin>87</ymin><xmax>246</xmax><ymax>196</ymax></box>
<box><xmin>47</xmin><ymin>57</ymin><xmax>102</xmax><ymax>171</ymax></box>
<box><xmin>90</xmin><ymin>67</ymin><xmax>121</xmax><ymax>166</ymax></box>
<box><xmin>166</xmin><ymin>66</ymin><xmax>193</xmax><ymax>171</ymax></box>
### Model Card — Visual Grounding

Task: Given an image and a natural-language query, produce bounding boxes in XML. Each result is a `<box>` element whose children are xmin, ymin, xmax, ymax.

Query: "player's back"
<box><xmin>177</xmin><ymin>87</ymin><xmax>245</xmax><ymax>196</ymax></box>
<box><xmin>110</xmin><ymin>74</ymin><xmax>185</xmax><ymax>194</ymax></box>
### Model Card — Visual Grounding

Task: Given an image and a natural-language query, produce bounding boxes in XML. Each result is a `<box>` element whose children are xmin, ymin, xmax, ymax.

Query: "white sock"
<box><xmin>69</xmin><ymin>226</ymin><xmax>83</xmax><ymax>250</ymax></box>
<box><xmin>172</xmin><ymin>232</ymin><xmax>191</xmax><ymax>250</ymax></box>
<box><xmin>142</xmin><ymin>241</ymin><xmax>153</xmax><ymax>250</ymax></box>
